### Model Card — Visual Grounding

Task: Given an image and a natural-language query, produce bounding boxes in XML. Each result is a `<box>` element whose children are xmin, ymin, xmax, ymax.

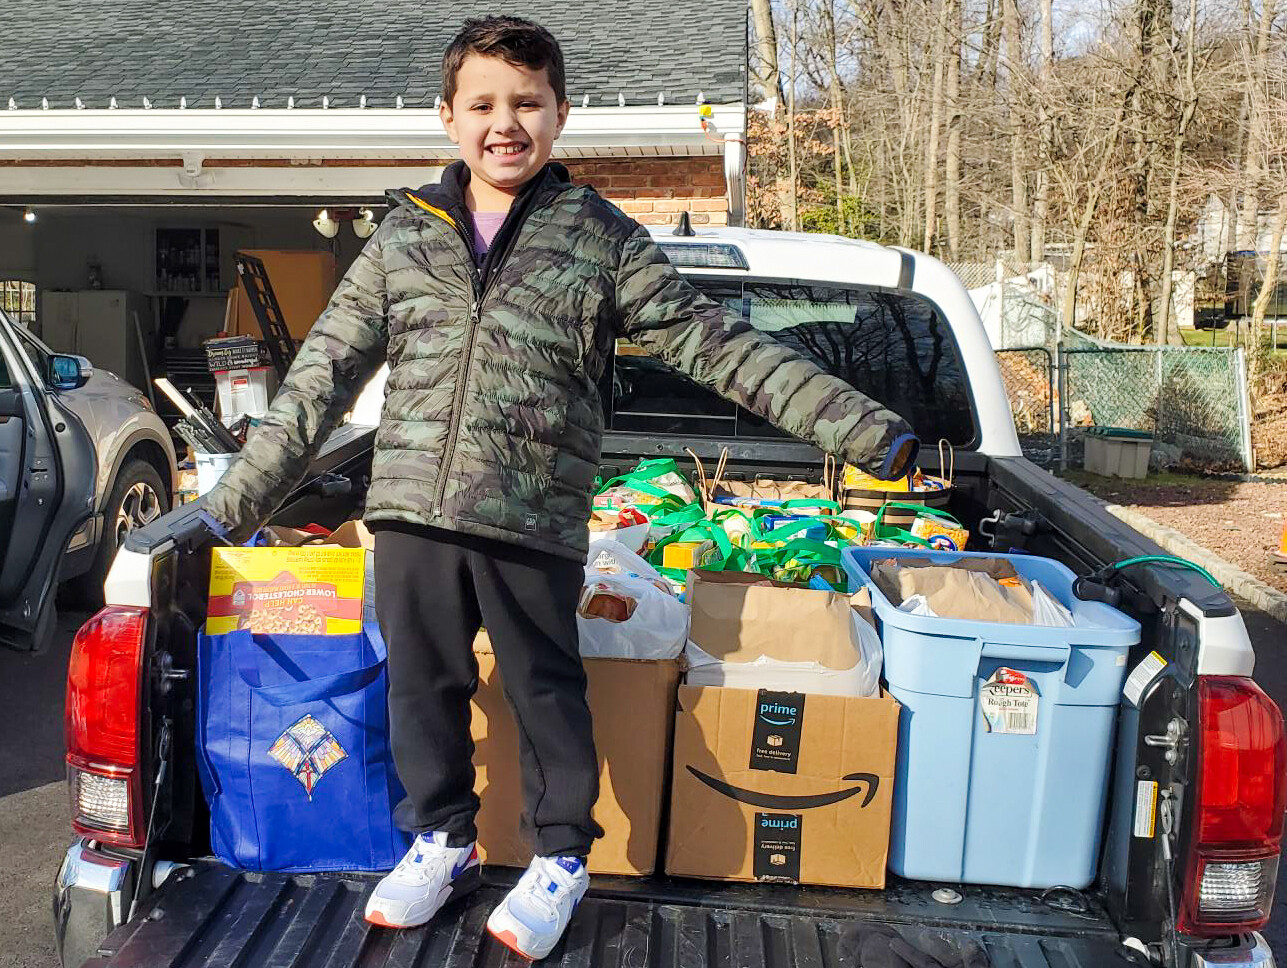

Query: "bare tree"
<box><xmin>1002</xmin><ymin>0</ymin><xmax>1030</xmax><ymax>262</ymax></box>
<box><xmin>750</xmin><ymin>0</ymin><xmax>785</xmax><ymax>112</ymax></box>
<box><xmin>1155</xmin><ymin>0</ymin><xmax>1200</xmax><ymax>343</ymax></box>
<box><xmin>1030</xmin><ymin>0</ymin><xmax>1054</xmax><ymax>263</ymax></box>
<box><xmin>944</xmin><ymin>0</ymin><xmax>963</xmax><ymax>260</ymax></box>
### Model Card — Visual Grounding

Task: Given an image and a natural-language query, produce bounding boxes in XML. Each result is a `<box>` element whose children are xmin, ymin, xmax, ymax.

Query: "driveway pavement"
<box><xmin>2</xmin><ymin>609</ymin><xmax>87</xmax><ymax>968</ymax></box>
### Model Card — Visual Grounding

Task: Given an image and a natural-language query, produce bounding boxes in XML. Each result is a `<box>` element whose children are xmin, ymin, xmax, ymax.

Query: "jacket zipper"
<box><xmin>433</xmin><ymin>231</ymin><xmax>482</xmax><ymax>517</ymax></box>
<box><xmin>416</xmin><ymin>178</ymin><xmax>550</xmax><ymax>518</ymax></box>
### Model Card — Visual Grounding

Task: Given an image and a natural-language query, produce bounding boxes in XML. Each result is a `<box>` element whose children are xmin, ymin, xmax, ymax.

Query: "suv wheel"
<box><xmin>72</xmin><ymin>459</ymin><xmax>170</xmax><ymax>606</ymax></box>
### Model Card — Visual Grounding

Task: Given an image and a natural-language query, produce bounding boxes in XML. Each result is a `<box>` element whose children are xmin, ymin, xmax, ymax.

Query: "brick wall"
<box><xmin>564</xmin><ymin>157</ymin><xmax>728</xmax><ymax>227</ymax></box>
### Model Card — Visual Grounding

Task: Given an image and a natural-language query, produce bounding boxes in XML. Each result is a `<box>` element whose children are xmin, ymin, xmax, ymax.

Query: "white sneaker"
<box><xmin>487</xmin><ymin>855</ymin><xmax>589</xmax><ymax>961</ymax></box>
<box><xmin>364</xmin><ymin>831</ymin><xmax>481</xmax><ymax>929</ymax></box>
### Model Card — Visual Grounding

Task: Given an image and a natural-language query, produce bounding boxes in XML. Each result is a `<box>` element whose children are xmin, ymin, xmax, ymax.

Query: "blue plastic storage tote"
<box><xmin>843</xmin><ymin>547</ymin><xmax>1141</xmax><ymax>889</ymax></box>
<box><xmin>196</xmin><ymin>623</ymin><xmax>412</xmax><ymax>873</ymax></box>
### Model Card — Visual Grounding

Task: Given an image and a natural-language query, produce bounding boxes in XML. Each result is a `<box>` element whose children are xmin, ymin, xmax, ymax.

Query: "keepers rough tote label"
<box><xmin>750</xmin><ymin>690</ymin><xmax>806</xmax><ymax>774</ymax></box>
<box><xmin>754</xmin><ymin>812</ymin><xmax>803</xmax><ymax>881</ymax></box>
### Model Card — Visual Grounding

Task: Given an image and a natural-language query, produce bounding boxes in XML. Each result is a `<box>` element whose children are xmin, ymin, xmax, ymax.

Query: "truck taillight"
<box><xmin>65</xmin><ymin>606</ymin><xmax>148</xmax><ymax>849</ymax></box>
<box><xmin>1178</xmin><ymin>676</ymin><xmax>1286</xmax><ymax>936</ymax></box>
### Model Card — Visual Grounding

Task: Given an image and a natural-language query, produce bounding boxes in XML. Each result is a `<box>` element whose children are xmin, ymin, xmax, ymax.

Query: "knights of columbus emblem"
<box><xmin>267</xmin><ymin>715</ymin><xmax>348</xmax><ymax>799</ymax></box>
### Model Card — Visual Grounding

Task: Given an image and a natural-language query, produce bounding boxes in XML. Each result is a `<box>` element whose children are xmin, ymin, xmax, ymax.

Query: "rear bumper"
<box><xmin>52</xmin><ymin>839</ymin><xmax>135</xmax><ymax>968</ymax></box>
<box><xmin>1188</xmin><ymin>933</ymin><xmax>1276</xmax><ymax>967</ymax></box>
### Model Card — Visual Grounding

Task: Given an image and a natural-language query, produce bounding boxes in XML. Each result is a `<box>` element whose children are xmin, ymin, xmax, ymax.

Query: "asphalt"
<box><xmin>2</xmin><ymin>608</ymin><xmax>87</xmax><ymax>968</ymax></box>
<box><xmin>4</xmin><ymin>605</ymin><xmax>1286</xmax><ymax>968</ymax></box>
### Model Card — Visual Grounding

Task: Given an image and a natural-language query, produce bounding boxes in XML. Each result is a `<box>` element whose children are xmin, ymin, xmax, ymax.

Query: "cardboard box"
<box><xmin>471</xmin><ymin>632</ymin><xmax>680</xmax><ymax>875</ymax></box>
<box><xmin>225</xmin><ymin>249</ymin><xmax>338</xmax><ymax>341</ymax></box>
<box><xmin>666</xmin><ymin>684</ymin><xmax>899</xmax><ymax>889</ymax></box>
<box><xmin>207</xmin><ymin>546</ymin><xmax>365</xmax><ymax>635</ymax></box>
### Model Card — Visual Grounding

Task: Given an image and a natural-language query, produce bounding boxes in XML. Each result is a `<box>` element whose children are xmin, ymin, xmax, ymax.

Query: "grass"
<box><xmin>1180</xmin><ymin>323</ymin><xmax>1287</xmax><ymax>350</ymax></box>
<box><xmin>1059</xmin><ymin>469</ymin><xmax>1208</xmax><ymax>489</ymax></box>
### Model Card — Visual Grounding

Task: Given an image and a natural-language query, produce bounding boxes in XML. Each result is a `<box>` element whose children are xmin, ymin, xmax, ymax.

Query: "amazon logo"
<box><xmin>687</xmin><ymin>766</ymin><xmax>879</xmax><ymax>810</ymax></box>
<box><xmin>758</xmin><ymin>701</ymin><xmax>799</xmax><ymax>727</ymax></box>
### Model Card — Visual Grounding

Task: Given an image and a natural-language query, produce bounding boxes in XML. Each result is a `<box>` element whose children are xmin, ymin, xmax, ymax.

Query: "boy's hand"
<box><xmin>875</xmin><ymin>433</ymin><xmax>921</xmax><ymax>482</ymax></box>
<box><xmin>196</xmin><ymin>506</ymin><xmax>232</xmax><ymax>541</ymax></box>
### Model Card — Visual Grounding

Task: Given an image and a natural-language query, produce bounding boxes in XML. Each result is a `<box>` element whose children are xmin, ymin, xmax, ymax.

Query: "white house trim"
<box><xmin>0</xmin><ymin>164</ymin><xmax>450</xmax><ymax>199</ymax></box>
<box><xmin>0</xmin><ymin>104</ymin><xmax>745</xmax><ymax>160</ymax></box>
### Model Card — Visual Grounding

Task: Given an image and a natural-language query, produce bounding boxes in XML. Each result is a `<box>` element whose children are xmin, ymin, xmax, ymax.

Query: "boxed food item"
<box><xmin>471</xmin><ymin>632</ymin><xmax>681</xmax><ymax>875</ymax></box>
<box><xmin>666</xmin><ymin>683</ymin><xmax>899</xmax><ymax>888</ymax></box>
<box><xmin>207</xmin><ymin>546</ymin><xmax>365</xmax><ymax>635</ymax></box>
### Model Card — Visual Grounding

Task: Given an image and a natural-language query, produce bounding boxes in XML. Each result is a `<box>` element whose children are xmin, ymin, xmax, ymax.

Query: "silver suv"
<box><xmin>0</xmin><ymin>310</ymin><xmax>175</xmax><ymax>649</ymax></box>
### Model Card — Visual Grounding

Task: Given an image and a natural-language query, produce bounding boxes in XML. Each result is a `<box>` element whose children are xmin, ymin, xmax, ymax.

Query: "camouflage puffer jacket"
<box><xmin>205</xmin><ymin>161</ymin><xmax>918</xmax><ymax>560</ymax></box>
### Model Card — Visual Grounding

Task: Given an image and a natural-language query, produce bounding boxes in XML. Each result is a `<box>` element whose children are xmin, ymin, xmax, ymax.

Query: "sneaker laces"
<box><xmin>516</xmin><ymin>858</ymin><xmax>581</xmax><ymax>922</ymax></box>
<box><xmin>392</xmin><ymin>835</ymin><xmax>454</xmax><ymax>886</ymax></box>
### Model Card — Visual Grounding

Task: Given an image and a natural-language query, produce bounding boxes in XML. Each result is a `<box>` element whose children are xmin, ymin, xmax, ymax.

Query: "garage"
<box><xmin>0</xmin><ymin>2</ymin><xmax>747</xmax><ymax>457</ymax></box>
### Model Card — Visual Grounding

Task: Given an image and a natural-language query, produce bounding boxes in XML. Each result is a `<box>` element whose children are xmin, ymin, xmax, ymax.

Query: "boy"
<box><xmin>203</xmin><ymin>16</ymin><xmax>918</xmax><ymax>961</ymax></box>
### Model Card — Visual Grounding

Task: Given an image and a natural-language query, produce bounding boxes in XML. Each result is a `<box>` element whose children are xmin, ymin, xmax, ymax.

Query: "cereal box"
<box><xmin>207</xmin><ymin>547</ymin><xmax>366</xmax><ymax>635</ymax></box>
<box><xmin>909</xmin><ymin>514</ymin><xmax>971</xmax><ymax>552</ymax></box>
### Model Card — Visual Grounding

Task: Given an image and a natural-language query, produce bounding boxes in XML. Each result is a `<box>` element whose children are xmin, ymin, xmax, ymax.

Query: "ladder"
<box><xmin>234</xmin><ymin>253</ymin><xmax>297</xmax><ymax>380</ymax></box>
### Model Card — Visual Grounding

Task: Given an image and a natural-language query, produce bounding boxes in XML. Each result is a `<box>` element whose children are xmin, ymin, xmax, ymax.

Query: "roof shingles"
<box><xmin>4</xmin><ymin>0</ymin><xmax>747</xmax><ymax>109</ymax></box>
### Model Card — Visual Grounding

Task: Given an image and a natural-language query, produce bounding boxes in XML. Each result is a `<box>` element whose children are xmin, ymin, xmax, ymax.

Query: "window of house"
<box><xmin>0</xmin><ymin>281</ymin><xmax>36</xmax><ymax>329</ymax></box>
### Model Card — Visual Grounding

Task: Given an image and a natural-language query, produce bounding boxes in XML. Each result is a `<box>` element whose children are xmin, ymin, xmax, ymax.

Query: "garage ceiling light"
<box><xmin>23</xmin><ymin>207</ymin><xmax>35</xmax><ymax>223</ymax></box>
<box><xmin>312</xmin><ymin>208</ymin><xmax>338</xmax><ymax>239</ymax></box>
<box><xmin>353</xmin><ymin>208</ymin><xmax>377</xmax><ymax>239</ymax></box>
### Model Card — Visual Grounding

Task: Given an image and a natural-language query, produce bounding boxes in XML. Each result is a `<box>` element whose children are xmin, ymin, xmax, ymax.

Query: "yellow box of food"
<box><xmin>207</xmin><ymin>547</ymin><xmax>366</xmax><ymax>635</ymax></box>
<box><xmin>661</xmin><ymin>540</ymin><xmax>718</xmax><ymax>571</ymax></box>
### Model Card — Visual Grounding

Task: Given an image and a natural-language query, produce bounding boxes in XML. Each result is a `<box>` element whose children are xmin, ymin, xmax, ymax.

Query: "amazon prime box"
<box><xmin>665</xmin><ymin>684</ymin><xmax>899</xmax><ymax>888</ymax></box>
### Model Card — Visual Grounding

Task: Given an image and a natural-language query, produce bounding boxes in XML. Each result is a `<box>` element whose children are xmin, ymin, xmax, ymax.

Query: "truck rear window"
<box><xmin>607</xmin><ymin>281</ymin><xmax>976</xmax><ymax>447</ymax></box>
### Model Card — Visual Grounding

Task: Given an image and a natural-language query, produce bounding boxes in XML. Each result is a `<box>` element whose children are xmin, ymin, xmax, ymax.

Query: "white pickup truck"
<box><xmin>53</xmin><ymin>227</ymin><xmax>1282</xmax><ymax>968</ymax></box>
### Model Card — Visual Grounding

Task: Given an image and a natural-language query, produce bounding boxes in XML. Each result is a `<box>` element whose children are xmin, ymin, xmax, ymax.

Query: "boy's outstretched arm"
<box><xmin>613</xmin><ymin>225</ymin><xmax>920</xmax><ymax>479</ymax></box>
<box><xmin>202</xmin><ymin>222</ymin><xmax>393</xmax><ymax>542</ymax></box>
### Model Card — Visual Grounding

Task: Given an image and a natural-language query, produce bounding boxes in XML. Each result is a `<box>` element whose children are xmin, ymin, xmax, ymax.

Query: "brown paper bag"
<box><xmin>687</xmin><ymin>570</ymin><xmax>863</xmax><ymax>670</ymax></box>
<box><xmin>686</xmin><ymin>448</ymin><xmax>837</xmax><ymax>512</ymax></box>
<box><xmin>870</xmin><ymin>559</ymin><xmax>1033</xmax><ymax>624</ymax></box>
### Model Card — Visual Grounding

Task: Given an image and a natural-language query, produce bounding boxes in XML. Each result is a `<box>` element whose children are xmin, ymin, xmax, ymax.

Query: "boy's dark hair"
<box><xmin>442</xmin><ymin>17</ymin><xmax>567</xmax><ymax>106</ymax></box>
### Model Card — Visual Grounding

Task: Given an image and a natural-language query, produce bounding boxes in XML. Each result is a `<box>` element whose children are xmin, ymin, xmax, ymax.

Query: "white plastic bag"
<box><xmin>586</xmin><ymin>522</ymin><xmax>649</xmax><ymax>554</ymax></box>
<box><xmin>899</xmin><ymin>594</ymin><xmax>939</xmax><ymax>617</ymax></box>
<box><xmin>576</xmin><ymin>539</ymin><xmax>690</xmax><ymax>660</ymax></box>
<box><xmin>1031</xmin><ymin>580</ymin><xmax>1075</xmax><ymax>628</ymax></box>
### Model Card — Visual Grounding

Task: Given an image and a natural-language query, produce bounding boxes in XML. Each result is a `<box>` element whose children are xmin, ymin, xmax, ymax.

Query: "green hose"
<box><xmin>1108</xmin><ymin>554</ymin><xmax>1221</xmax><ymax>589</ymax></box>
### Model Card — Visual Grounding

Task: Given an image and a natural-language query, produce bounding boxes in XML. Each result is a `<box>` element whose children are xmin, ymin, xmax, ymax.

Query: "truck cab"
<box><xmin>54</xmin><ymin>227</ymin><xmax>1283</xmax><ymax>968</ymax></box>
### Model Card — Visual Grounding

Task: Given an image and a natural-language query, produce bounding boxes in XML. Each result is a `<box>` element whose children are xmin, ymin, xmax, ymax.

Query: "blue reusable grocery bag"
<box><xmin>195</xmin><ymin>624</ymin><xmax>412</xmax><ymax>872</ymax></box>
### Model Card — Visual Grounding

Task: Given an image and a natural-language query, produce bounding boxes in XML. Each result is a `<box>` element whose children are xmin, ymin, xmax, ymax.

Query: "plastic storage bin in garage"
<box><xmin>843</xmin><ymin>546</ymin><xmax>1141</xmax><ymax>889</ymax></box>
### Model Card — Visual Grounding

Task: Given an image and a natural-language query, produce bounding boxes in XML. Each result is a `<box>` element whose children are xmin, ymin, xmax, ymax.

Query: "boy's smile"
<box><xmin>440</xmin><ymin>54</ymin><xmax>569</xmax><ymax>213</ymax></box>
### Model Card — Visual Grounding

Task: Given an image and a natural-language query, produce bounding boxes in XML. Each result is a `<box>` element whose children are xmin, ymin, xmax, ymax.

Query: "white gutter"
<box><xmin>0</xmin><ymin>104</ymin><xmax>744</xmax><ymax>160</ymax></box>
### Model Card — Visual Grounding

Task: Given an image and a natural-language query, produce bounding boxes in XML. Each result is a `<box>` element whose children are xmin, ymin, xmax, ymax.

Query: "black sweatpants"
<box><xmin>373</xmin><ymin>525</ymin><xmax>603</xmax><ymax>858</ymax></box>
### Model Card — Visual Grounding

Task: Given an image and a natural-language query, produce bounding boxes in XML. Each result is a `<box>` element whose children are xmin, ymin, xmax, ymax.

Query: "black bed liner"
<box><xmin>88</xmin><ymin>865</ymin><xmax>1147</xmax><ymax>968</ymax></box>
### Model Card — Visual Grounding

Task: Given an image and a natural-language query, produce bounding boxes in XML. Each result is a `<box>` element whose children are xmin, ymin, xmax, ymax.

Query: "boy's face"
<box><xmin>440</xmin><ymin>54</ymin><xmax>569</xmax><ymax>208</ymax></box>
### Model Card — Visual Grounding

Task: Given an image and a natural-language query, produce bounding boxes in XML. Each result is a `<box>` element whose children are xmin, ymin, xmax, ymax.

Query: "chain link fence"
<box><xmin>946</xmin><ymin>260</ymin><xmax>1047</xmax><ymax>292</ymax></box>
<box><xmin>996</xmin><ymin>348</ymin><xmax>1058</xmax><ymax>465</ymax></box>
<box><xmin>945</xmin><ymin>262</ymin><xmax>1253</xmax><ymax>471</ymax></box>
<box><xmin>1061</xmin><ymin>329</ymin><xmax>1252</xmax><ymax>471</ymax></box>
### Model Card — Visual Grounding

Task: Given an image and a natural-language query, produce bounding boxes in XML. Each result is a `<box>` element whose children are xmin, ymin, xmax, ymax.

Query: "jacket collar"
<box><xmin>387</xmin><ymin>159</ymin><xmax>572</xmax><ymax>225</ymax></box>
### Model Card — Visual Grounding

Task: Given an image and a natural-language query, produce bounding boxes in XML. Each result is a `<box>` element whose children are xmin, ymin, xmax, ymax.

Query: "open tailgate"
<box><xmin>86</xmin><ymin>865</ymin><xmax>1145</xmax><ymax>968</ymax></box>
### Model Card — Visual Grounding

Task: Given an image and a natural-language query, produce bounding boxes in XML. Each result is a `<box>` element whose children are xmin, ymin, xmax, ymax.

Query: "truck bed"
<box><xmin>87</xmin><ymin>864</ymin><xmax>1144</xmax><ymax>968</ymax></box>
<box><xmin>81</xmin><ymin>446</ymin><xmax>1241</xmax><ymax>968</ymax></box>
